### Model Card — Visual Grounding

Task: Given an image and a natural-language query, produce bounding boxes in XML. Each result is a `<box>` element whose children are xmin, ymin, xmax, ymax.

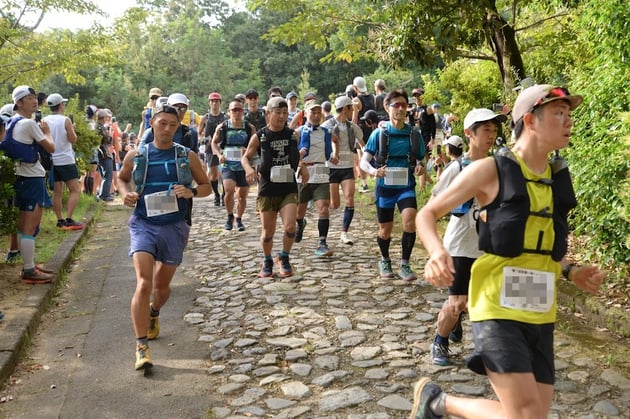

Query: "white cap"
<box><xmin>512</xmin><ymin>84</ymin><xmax>583</xmax><ymax>122</ymax></box>
<box><xmin>353</xmin><ymin>76</ymin><xmax>368</xmax><ymax>94</ymax></box>
<box><xmin>445</xmin><ymin>135</ymin><xmax>464</xmax><ymax>149</ymax></box>
<box><xmin>334</xmin><ymin>96</ymin><xmax>353</xmax><ymax>109</ymax></box>
<box><xmin>463</xmin><ymin>108</ymin><xmax>507</xmax><ymax>130</ymax></box>
<box><xmin>0</xmin><ymin>103</ymin><xmax>15</xmax><ymax>117</ymax></box>
<box><xmin>167</xmin><ymin>93</ymin><xmax>189</xmax><ymax>106</ymax></box>
<box><xmin>12</xmin><ymin>85</ymin><xmax>36</xmax><ymax>110</ymax></box>
<box><xmin>47</xmin><ymin>93</ymin><xmax>68</xmax><ymax>107</ymax></box>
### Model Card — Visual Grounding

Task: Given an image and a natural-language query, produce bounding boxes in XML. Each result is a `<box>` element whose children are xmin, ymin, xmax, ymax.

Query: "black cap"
<box><xmin>360</xmin><ymin>110</ymin><xmax>379</xmax><ymax>124</ymax></box>
<box><xmin>412</xmin><ymin>88</ymin><xmax>425</xmax><ymax>97</ymax></box>
<box><xmin>303</xmin><ymin>92</ymin><xmax>317</xmax><ymax>101</ymax></box>
<box><xmin>245</xmin><ymin>89</ymin><xmax>259</xmax><ymax>98</ymax></box>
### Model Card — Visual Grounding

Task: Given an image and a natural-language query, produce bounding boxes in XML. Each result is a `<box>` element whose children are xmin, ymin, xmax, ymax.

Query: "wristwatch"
<box><xmin>191</xmin><ymin>187</ymin><xmax>198</xmax><ymax>197</ymax></box>
<box><xmin>562</xmin><ymin>263</ymin><xmax>576</xmax><ymax>280</ymax></box>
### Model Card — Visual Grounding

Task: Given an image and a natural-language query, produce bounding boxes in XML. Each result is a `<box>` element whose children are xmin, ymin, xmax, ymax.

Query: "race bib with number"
<box><xmin>336</xmin><ymin>150</ymin><xmax>354</xmax><ymax>167</ymax></box>
<box><xmin>500</xmin><ymin>266</ymin><xmax>555</xmax><ymax>313</ymax></box>
<box><xmin>270</xmin><ymin>165</ymin><xmax>295</xmax><ymax>183</ymax></box>
<box><xmin>224</xmin><ymin>147</ymin><xmax>242</xmax><ymax>162</ymax></box>
<box><xmin>144</xmin><ymin>190</ymin><xmax>179</xmax><ymax>217</ymax></box>
<box><xmin>384</xmin><ymin>167</ymin><xmax>408</xmax><ymax>186</ymax></box>
<box><xmin>308</xmin><ymin>164</ymin><xmax>330</xmax><ymax>184</ymax></box>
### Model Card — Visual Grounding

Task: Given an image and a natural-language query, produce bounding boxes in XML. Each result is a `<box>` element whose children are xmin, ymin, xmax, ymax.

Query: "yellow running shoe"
<box><xmin>135</xmin><ymin>344</ymin><xmax>153</xmax><ymax>370</ymax></box>
<box><xmin>147</xmin><ymin>314</ymin><xmax>160</xmax><ymax>340</ymax></box>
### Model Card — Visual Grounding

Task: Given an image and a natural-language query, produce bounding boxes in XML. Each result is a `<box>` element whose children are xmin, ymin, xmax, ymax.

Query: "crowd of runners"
<box><xmin>2</xmin><ymin>78</ymin><xmax>606</xmax><ymax>419</ymax></box>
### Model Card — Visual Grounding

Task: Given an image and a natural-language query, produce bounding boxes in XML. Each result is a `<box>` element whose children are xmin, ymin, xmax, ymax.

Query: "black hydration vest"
<box><xmin>477</xmin><ymin>149</ymin><xmax>577</xmax><ymax>262</ymax></box>
<box><xmin>204</xmin><ymin>112</ymin><xmax>227</xmax><ymax>139</ymax></box>
<box><xmin>245</xmin><ymin>108</ymin><xmax>266</xmax><ymax>131</ymax></box>
<box><xmin>375</xmin><ymin>125</ymin><xmax>424</xmax><ymax>169</ymax></box>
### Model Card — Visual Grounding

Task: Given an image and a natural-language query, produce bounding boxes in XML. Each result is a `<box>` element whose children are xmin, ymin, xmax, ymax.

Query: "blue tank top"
<box><xmin>222</xmin><ymin>120</ymin><xmax>250</xmax><ymax>171</ymax></box>
<box><xmin>134</xmin><ymin>144</ymin><xmax>189</xmax><ymax>225</ymax></box>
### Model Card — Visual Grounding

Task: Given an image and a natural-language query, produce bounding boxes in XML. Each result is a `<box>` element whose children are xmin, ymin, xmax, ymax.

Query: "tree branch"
<box><xmin>455</xmin><ymin>50</ymin><xmax>496</xmax><ymax>62</ymax></box>
<box><xmin>515</xmin><ymin>12</ymin><xmax>569</xmax><ymax>32</ymax></box>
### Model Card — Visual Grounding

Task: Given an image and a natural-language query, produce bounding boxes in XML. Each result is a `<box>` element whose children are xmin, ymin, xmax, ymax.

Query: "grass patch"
<box><xmin>34</xmin><ymin>192</ymin><xmax>97</xmax><ymax>263</ymax></box>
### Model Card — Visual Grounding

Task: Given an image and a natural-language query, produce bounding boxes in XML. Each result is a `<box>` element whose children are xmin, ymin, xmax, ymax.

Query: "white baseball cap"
<box><xmin>463</xmin><ymin>108</ymin><xmax>507</xmax><ymax>130</ymax></box>
<box><xmin>47</xmin><ymin>93</ymin><xmax>68</xmax><ymax>107</ymax></box>
<box><xmin>353</xmin><ymin>76</ymin><xmax>368</xmax><ymax>94</ymax></box>
<box><xmin>445</xmin><ymin>135</ymin><xmax>464</xmax><ymax>149</ymax></box>
<box><xmin>0</xmin><ymin>103</ymin><xmax>15</xmax><ymax>117</ymax></box>
<box><xmin>12</xmin><ymin>85</ymin><xmax>36</xmax><ymax>110</ymax></box>
<box><xmin>334</xmin><ymin>96</ymin><xmax>353</xmax><ymax>109</ymax></box>
<box><xmin>512</xmin><ymin>84</ymin><xmax>583</xmax><ymax>123</ymax></box>
<box><xmin>167</xmin><ymin>93</ymin><xmax>189</xmax><ymax>106</ymax></box>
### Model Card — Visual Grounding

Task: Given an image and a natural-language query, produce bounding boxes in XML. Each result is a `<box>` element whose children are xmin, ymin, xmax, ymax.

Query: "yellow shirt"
<box><xmin>469</xmin><ymin>154</ymin><xmax>561</xmax><ymax>324</ymax></box>
<box><xmin>182</xmin><ymin>109</ymin><xmax>201</xmax><ymax>128</ymax></box>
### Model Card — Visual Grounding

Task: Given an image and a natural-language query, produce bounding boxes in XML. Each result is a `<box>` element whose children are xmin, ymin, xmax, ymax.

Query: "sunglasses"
<box><xmin>388</xmin><ymin>102</ymin><xmax>408</xmax><ymax>110</ymax></box>
<box><xmin>531</xmin><ymin>87</ymin><xmax>571</xmax><ymax>111</ymax></box>
<box><xmin>150</xmin><ymin>96</ymin><xmax>159</xmax><ymax>100</ymax></box>
<box><xmin>173</xmin><ymin>105</ymin><xmax>188</xmax><ymax>113</ymax></box>
<box><xmin>229</xmin><ymin>108</ymin><xmax>243</xmax><ymax>112</ymax></box>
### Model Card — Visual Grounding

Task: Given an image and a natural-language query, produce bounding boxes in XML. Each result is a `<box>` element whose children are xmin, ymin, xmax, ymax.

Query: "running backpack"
<box><xmin>217</xmin><ymin>121</ymin><xmax>253</xmax><ymax>149</ymax></box>
<box><xmin>450</xmin><ymin>157</ymin><xmax>473</xmax><ymax>217</ymax></box>
<box><xmin>244</xmin><ymin>108</ymin><xmax>266</xmax><ymax>130</ymax></box>
<box><xmin>0</xmin><ymin>116</ymin><xmax>45</xmax><ymax>165</ymax></box>
<box><xmin>204</xmin><ymin>112</ymin><xmax>227</xmax><ymax>139</ymax></box>
<box><xmin>330</xmin><ymin>119</ymin><xmax>358</xmax><ymax>154</ymax></box>
<box><xmin>375</xmin><ymin>125</ymin><xmax>425</xmax><ymax>168</ymax></box>
<box><xmin>299</xmin><ymin>124</ymin><xmax>332</xmax><ymax>160</ymax></box>
<box><xmin>132</xmin><ymin>142</ymin><xmax>193</xmax><ymax>194</ymax></box>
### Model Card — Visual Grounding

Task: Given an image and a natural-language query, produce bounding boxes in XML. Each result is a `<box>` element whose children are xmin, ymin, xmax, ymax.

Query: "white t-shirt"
<box><xmin>44</xmin><ymin>113</ymin><xmax>75</xmax><ymax>166</ymax></box>
<box><xmin>299</xmin><ymin>127</ymin><xmax>329</xmax><ymax>184</ymax></box>
<box><xmin>12</xmin><ymin>118</ymin><xmax>46</xmax><ymax>178</ymax></box>
<box><xmin>431</xmin><ymin>155</ymin><xmax>482</xmax><ymax>258</ymax></box>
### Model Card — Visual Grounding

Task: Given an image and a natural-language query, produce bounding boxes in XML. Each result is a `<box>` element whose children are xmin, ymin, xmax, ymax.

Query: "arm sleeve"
<box><xmin>360</xmin><ymin>151</ymin><xmax>377</xmax><ymax>176</ymax></box>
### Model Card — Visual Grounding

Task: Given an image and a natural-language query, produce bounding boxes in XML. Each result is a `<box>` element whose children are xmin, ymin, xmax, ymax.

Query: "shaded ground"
<box><xmin>0</xmin><ymin>264</ymin><xmax>29</xmax><ymax>321</ymax></box>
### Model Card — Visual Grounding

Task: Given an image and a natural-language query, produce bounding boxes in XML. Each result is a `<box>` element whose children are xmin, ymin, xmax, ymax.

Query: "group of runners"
<box><xmin>3</xmin><ymin>79</ymin><xmax>606</xmax><ymax>419</ymax></box>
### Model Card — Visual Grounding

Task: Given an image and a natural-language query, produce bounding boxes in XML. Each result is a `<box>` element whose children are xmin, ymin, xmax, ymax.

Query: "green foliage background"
<box><xmin>0</xmin><ymin>153</ymin><xmax>17</xmax><ymax>236</ymax></box>
<box><xmin>565</xmin><ymin>0</ymin><xmax>630</xmax><ymax>268</ymax></box>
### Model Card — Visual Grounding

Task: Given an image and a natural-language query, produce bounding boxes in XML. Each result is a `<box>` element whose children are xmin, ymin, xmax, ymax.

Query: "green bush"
<box><xmin>566</xmin><ymin>0</ymin><xmax>630</xmax><ymax>274</ymax></box>
<box><xmin>0</xmin><ymin>153</ymin><xmax>17</xmax><ymax>236</ymax></box>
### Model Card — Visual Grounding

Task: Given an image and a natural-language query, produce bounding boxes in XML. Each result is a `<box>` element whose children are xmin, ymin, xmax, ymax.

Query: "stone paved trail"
<box><xmin>183</xmin><ymin>190</ymin><xmax>630</xmax><ymax>419</ymax></box>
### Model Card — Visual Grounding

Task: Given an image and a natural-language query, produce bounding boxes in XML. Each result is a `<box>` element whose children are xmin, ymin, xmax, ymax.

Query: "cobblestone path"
<box><xmin>182</xmin><ymin>190</ymin><xmax>629</xmax><ymax>419</ymax></box>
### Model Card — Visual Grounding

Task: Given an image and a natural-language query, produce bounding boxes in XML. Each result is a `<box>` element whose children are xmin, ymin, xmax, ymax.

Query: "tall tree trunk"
<box><xmin>484</xmin><ymin>3</ymin><xmax>526</xmax><ymax>95</ymax></box>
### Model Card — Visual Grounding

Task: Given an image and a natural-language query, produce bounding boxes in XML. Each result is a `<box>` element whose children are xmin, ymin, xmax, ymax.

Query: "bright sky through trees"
<box><xmin>37</xmin><ymin>0</ymin><xmax>137</xmax><ymax>31</ymax></box>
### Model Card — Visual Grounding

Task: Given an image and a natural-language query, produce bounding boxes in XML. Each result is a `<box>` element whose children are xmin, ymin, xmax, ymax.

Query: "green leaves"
<box><xmin>566</xmin><ymin>0</ymin><xmax>630</xmax><ymax>270</ymax></box>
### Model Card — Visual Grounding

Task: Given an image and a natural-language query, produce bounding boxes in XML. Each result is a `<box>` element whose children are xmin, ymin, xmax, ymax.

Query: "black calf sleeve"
<box><xmin>377</xmin><ymin>236</ymin><xmax>391</xmax><ymax>259</ymax></box>
<box><xmin>402</xmin><ymin>231</ymin><xmax>416</xmax><ymax>261</ymax></box>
